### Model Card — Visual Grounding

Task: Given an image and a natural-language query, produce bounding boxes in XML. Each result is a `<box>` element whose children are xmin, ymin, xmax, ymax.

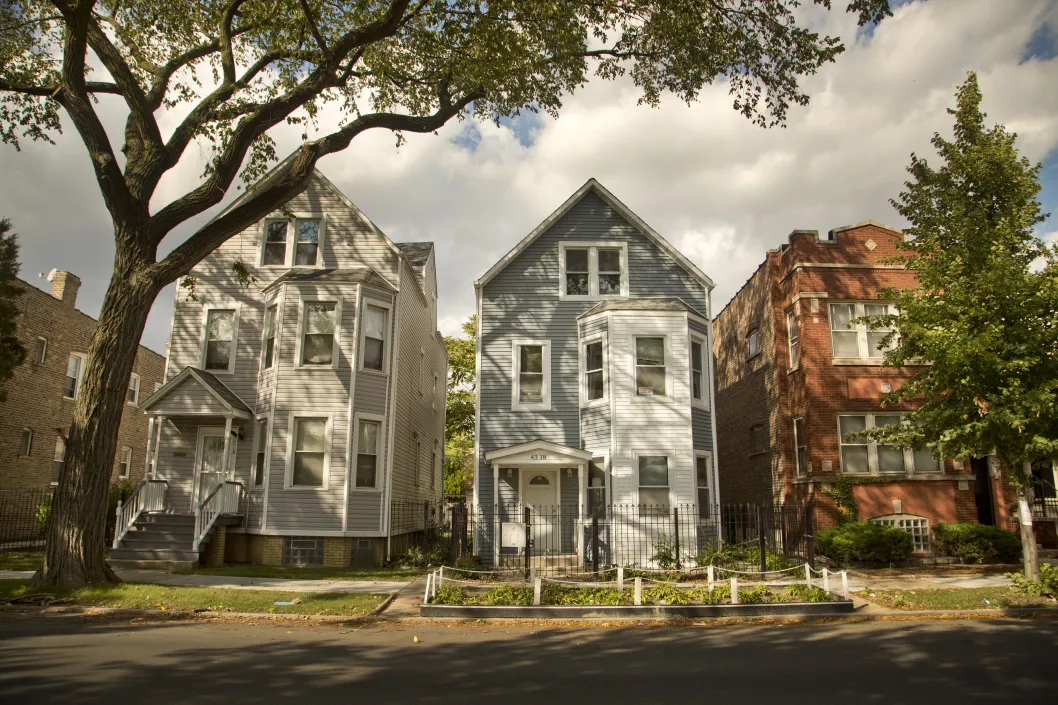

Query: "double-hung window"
<box><xmin>583</xmin><ymin>338</ymin><xmax>605</xmax><ymax>403</ymax></box>
<box><xmin>839</xmin><ymin>414</ymin><xmax>939</xmax><ymax>475</ymax></box>
<box><xmin>787</xmin><ymin>310</ymin><xmax>799</xmax><ymax>369</ymax></box>
<box><xmin>203</xmin><ymin>309</ymin><xmax>237</xmax><ymax>373</ymax></box>
<box><xmin>690</xmin><ymin>335</ymin><xmax>707</xmax><ymax>406</ymax></box>
<box><xmin>118</xmin><ymin>447</ymin><xmax>132</xmax><ymax>478</ymax></box>
<box><xmin>253</xmin><ymin>418</ymin><xmax>268</xmax><ymax>486</ymax></box>
<box><xmin>829</xmin><ymin>302</ymin><xmax>897</xmax><ymax>360</ymax></box>
<box><xmin>299</xmin><ymin>301</ymin><xmax>337</xmax><ymax>367</ymax></box>
<box><xmin>414</xmin><ymin>438</ymin><xmax>422</xmax><ymax>487</ymax></box>
<box><xmin>512</xmin><ymin>340</ymin><xmax>551</xmax><ymax>410</ymax></box>
<box><xmin>290</xmin><ymin>416</ymin><xmax>328</xmax><ymax>488</ymax></box>
<box><xmin>64</xmin><ymin>353</ymin><xmax>86</xmax><ymax>399</ymax></box>
<box><xmin>559</xmin><ymin>243</ymin><xmax>627</xmax><ymax>299</ymax></box>
<box><xmin>634</xmin><ymin>337</ymin><xmax>666</xmax><ymax>396</ymax></box>
<box><xmin>261</xmin><ymin>304</ymin><xmax>277</xmax><ymax>369</ymax></box>
<box><xmin>696</xmin><ymin>454</ymin><xmax>712</xmax><ymax>518</ymax></box>
<box><xmin>638</xmin><ymin>455</ymin><xmax>670</xmax><ymax>512</ymax></box>
<box><xmin>361</xmin><ymin>304</ymin><xmax>388</xmax><ymax>372</ymax></box>
<box><xmin>20</xmin><ymin>428</ymin><xmax>32</xmax><ymax>456</ymax></box>
<box><xmin>588</xmin><ymin>457</ymin><xmax>607</xmax><ymax>518</ymax></box>
<box><xmin>261</xmin><ymin>217</ymin><xmax>324</xmax><ymax>267</ymax></box>
<box><xmin>431</xmin><ymin>444</ymin><xmax>438</xmax><ymax>489</ymax></box>
<box><xmin>34</xmin><ymin>338</ymin><xmax>47</xmax><ymax>365</ymax></box>
<box><xmin>355</xmin><ymin>419</ymin><xmax>381</xmax><ymax>488</ymax></box>
<box><xmin>53</xmin><ymin>429</ymin><xmax>67</xmax><ymax>483</ymax></box>
<box><xmin>794</xmin><ymin>418</ymin><xmax>806</xmax><ymax>476</ymax></box>
<box><xmin>747</xmin><ymin>328</ymin><xmax>761</xmax><ymax>359</ymax></box>
<box><xmin>127</xmin><ymin>373</ymin><xmax>140</xmax><ymax>405</ymax></box>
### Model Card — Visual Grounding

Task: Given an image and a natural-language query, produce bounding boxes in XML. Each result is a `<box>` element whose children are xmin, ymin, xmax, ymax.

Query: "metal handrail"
<box><xmin>112</xmin><ymin>479</ymin><xmax>168</xmax><ymax>548</ymax></box>
<box><xmin>193</xmin><ymin>481</ymin><xmax>243</xmax><ymax>551</ymax></box>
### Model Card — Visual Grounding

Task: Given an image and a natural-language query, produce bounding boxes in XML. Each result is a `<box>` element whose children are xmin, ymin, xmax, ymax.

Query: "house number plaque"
<box><xmin>530</xmin><ymin>454</ymin><xmax>549</xmax><ymax>460</ymax></box>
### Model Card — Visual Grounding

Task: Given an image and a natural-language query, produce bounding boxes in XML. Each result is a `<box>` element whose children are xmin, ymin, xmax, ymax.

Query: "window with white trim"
<box><xmin>294</xmin><ymin>219</ymin><xmax>321</xmax><ymax>266</ymax></box>
<box><xmin>33</xmin><ymin>337</ymin><xmax>47</xmax><ymax>365</ymax></box>
<box><xmin>118</xmin><ymin>446</ymin><xmax>132</xmax><ymax>478</ymax></box>
<box><xmin>261</xmin><ymin>217</ymin><xmax>324</xmax><ymax>267</ymax></box>
<box><xmin>299</xmin><ymin>301</ymin><xmax>337</xmax><ymax>367</ymax></box>
<box><xmin>512</xmin><ymin>340</ymin><xmax>551</xmax><ymax>410</ymax></box>
<box><xmin>53</xmin><ymin>429</ymin><xmax>67</xmax><ymax>483</ymax></box>
<box><xmin>432</xmin><ymin>373</ymin><xmax>439</xmax><ymax>411</ymax></box>
<box><xmin>787</xmin><ymin>310</ymin><xmax>799</xmax><ymax>369</ymax></box>
<box><xmin>794</xmin><ymin>418</ymin><xmax>806</xmax><ymax>476</ymax></box>
<box><xmin>261</xmin><ymin>304</ymin><xmax>277</xmax><ymax>369</ymax></box>
<box><xmin>696</xmin><ymin>454</ymin><xmax>711</xmax><ymax>518</ymax></box>
<box><xmin>19</xmin><ymin>428</ymin><xmax>32</xmax><ymax>457</ymax></box>
<box><xmin>290</xmin><ymin>417</ymin><xmax>328</xmax><ymax>487</ymax></box>
<box><xmin>361</xmin><ymin>304</ymin><xmax>388</xmax><ymax>372</ymax></box>
<box><xmin>355</xmin><ymin>419</ymin><xmax>381</xmax><ymax>488</ymax></box>
<box><xmin>839</xmin><ymin>414</ymin><xmax>939</xmax><ymax>475</ymax></box>
<box><xmin>829</xmin><ymin>302</ymin><xmax>897</xmax><ymax>360</ymax></box>
<box><xmin>262</xmin><ymin>221</ymin><xmax>288</xmax><ymax>265</ymax></box>
<box><xmin>414</xmin><ymin>437</ymin><xmax>422</xmax><ymax>487</ymax></box>
<box><xmin>871</xmin><ymin>514</ymin><xmax>930</xmax><ymax>553</ymax></box>
<box><xmin>127</xmin><ymin>373</ymin><xmax>140</xmax><ymax>405</ymax></box>
<box><xmin>690</xmin><ymin>335</ymin><xmax>706</xmax><ymax>405</ymax></box>
<box><xmin>419</xmin><ymin>348</ymin><xmax>425</xmax><ymax>396</ymax></box>
<box><xmin>747</xmin><ymin>328</ymin><xmax>761</xmax><ymax>359</ymax></box>
<box><xmin>583</xmin><ymin>338</ymin><xmax>605</xmax><ymax>403</ymax></box>
<box><xmin>203</xmin><ymin>309</ymin><xmax>236</xmax><ymax>373</ymax></box>
<box><xmin>253</xmin><ymin>418</ymin><xmax>268</xmax><ymax>486</ymax></box>
<box><xmin>64</xmin><ymin>353</ymin><xmax>86</xmax><ymax>399</ymax></box>
<box><xmin>431</xmin><ymin>443</ymin><xmax>437</xmax><ymax>489</ymax></box>
<box><xmin>588</xmin><ymin>457</ymin><xmax>607</xmax><ymax>517</ymax></box>
<box><xmin>634</xmin><ymin>337</ymin><xmax>666</xmax><ymax>396</ymax></box>
<box><xmin>559</xmin><ymin>243</ymin><xmax>628</xmax><ymax>299</ymax></box>
<box><xmin>638</xmin><ymin>455</ymin><xmax>670</xmax><ymax>512</ymax></box>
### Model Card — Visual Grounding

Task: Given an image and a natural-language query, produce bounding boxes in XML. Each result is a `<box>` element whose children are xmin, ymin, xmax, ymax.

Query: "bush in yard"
<box><xmin>433</xmin><ymin>585</ymin><xmax>467</xmax><ymax>605</ymax></box>
<box><xmin>932</xmin><ymin>523</ymin><xmax>1021</xmax><ymax>564</ymax></box>
<box><xmin>816</xmin><ymin>522</ymin><xmax>913</xmax><ymax>566</ymax></box>
<box><xmin>1008</xmin><ymin>563</ymin><xmax>1058</xmax><ymax>598</ymax></box>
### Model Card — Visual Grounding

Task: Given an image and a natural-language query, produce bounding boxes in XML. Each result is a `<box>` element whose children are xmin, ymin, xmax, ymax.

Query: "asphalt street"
<box><xmin>1</xmin><ymin>614</ymin><xmax>1057</xmax><ymax>704</ymax></box>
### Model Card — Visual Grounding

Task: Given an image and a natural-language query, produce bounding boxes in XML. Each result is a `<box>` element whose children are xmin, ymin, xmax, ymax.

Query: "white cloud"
<box><xmin>2</xmin><ymin>0</ymin><xmax>1057</xmax><ymax>353</ymax></box>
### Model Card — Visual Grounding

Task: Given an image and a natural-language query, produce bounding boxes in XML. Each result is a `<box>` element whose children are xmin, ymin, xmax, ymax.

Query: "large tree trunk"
<box><xmin>1016</xmin><ymin>489</ymin><xmax>1040</xmax><ymax>581</ymax></box>
<box><xmin>33</xmin><ymin>259</ymin><xmax>159</xmax><ymax>588</ymax></box>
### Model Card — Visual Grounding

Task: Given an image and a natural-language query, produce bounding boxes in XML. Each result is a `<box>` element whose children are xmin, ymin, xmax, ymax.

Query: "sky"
<box><xmin>1</xmin><ymin>0</ymin><xmax>1057</xmax><ymax>356</ymax></box>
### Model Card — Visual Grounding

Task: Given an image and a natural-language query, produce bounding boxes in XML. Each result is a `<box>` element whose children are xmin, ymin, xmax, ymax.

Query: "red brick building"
<box><xmin>712</xmin><ymin>223</ymin><xmax>1019</xmax><ymax>555</ymax></box>
<box><xmin>1</xmin><ymin>271</ymin><xmax>165</xmax><ymax>490</ymax></box>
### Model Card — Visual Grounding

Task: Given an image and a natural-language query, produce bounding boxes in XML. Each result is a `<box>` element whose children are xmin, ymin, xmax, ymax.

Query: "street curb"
<box><xmin>420</xmin><ymin>600</ymin><xmax>855</xmax><ymax>619</ymax></box>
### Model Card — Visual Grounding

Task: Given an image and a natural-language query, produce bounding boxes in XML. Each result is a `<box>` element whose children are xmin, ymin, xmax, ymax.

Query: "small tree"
<box><xmin>444</xmin><ymin>316</ymin><xmax>475</xmax><ymax>497</ymax></box>
<box><xmin>0</xmin><ymin>219</ymin><xmax>26</xmax><ymax>403</ymax></box>
<box><xmin>863</xmin><ymin>73</ymin><xmax>1058</xmax><ymax>579</ymax></box>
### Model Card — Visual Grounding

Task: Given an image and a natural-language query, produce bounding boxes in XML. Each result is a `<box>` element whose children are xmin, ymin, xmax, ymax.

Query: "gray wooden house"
<box><xmin>110</xmin><ymin>170</ymin><xmax>446</xmax><ymax>569</ymax></box>
<box><xmin>472</xmin><ymin>179</ymin><xmax>719</xmax><ymax>569</ymax></box>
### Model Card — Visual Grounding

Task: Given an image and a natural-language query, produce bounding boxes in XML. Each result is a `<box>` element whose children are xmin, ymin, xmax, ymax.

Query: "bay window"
<box><xmin>299</xmin><ymin>301</ymin><xmax>337</xmax><ymax>367</ymax></box>
<box><xmin>583</xmin><ymin>339</ymin><xmax>605</xmax><ymax>403</ymax></box>
<box><xmin>261</xmin><ymin>304</ymin><xmax>277</xmax><ymax>369</ymax></box>
<box><xmin>290</xmin><ymin>416</ymin><xmax>328</xmax><ymax>488</ymax></box>
<box><xmin>635</xmin><ymin>337</ymin><xmax>666</xmax><ymax>396</ymax></box>
<box><xmin>355</xmin><ymin>419</ymin><xmax>381</xmax><ymax>488</ymax></box>
<box><xmin>638</xmin><ymin>455</ymin><xmax>670</xmax><ymax>512</ymax></box>
<box><xmin>361</xmin><ymin>304</ymin><xmax>388</xmax><ymax>371</ymax></box>
<box><xmin>690</xmin><ymin>335</ymin><xmax>706</xmax><ymax>405</ymax></box>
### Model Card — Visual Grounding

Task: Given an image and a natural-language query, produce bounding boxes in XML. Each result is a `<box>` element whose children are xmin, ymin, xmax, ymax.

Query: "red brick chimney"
<box><xmin>50</xmin><ymin>271</ymin><xmax>81</xmax><ymax>308</ymax></box>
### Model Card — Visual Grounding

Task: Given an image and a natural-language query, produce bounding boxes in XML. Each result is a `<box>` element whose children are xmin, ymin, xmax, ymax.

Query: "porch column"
<box><xmin>493</xmin><ymin>462</ymin><xmax>500</xmax><ymax>567</ymax></box>
<box><xmin>221</xmin><ymin>416</ymin><xmax>233</xmax><ymax>479</ymax></box>
<box><xmin>144</xmin><ymin>417</ymin><xmax>156</xmax><ymax>478</ymax></box>
<box><xmin>151</xmin><ymin>416</ymin><xmax>165</xmax><ymax>479</ymax></box>
<box><xmin>577</xmin><ymin>462</ymin><xmax>586</xmax><ymax>567</ymax></box>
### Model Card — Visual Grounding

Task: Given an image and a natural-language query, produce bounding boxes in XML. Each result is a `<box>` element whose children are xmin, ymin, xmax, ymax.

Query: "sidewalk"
<box><xmin>845</xmin><ymin>572</ymin><xmax>1013</xmax><ymax>592</ymax></box>
<box><xmin>0</xmin><ymin>569</ymin><xmax>410</xmax><ymax>595</ymax></box>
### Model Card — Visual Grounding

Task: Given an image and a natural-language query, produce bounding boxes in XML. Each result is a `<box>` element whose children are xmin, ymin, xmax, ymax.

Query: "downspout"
<box><xmin>383</xmin><ymin>264</ymin><xmax>403</xmax><ymax>560</ymax></box>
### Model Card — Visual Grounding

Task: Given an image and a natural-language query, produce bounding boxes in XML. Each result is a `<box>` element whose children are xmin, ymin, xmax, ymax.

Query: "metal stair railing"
<box><xmin>112</xmin><ymin>479</ymin><xmax>168</xmax><ymax>549</ymax></box>
<box><xmin>193</xmin><ymin>481</ymin><xmax>243</xmax><ymax>551</ymax></box>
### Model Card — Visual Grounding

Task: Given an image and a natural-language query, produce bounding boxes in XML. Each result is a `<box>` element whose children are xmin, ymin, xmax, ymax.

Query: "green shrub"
<box><xmin>932</xmin><ymin>523</ymin><xmax>1021</xmax><ymax>564</ymax></box>
<box><xmin>695</xmin><ymin>541</ymin><xmax>798</xmax><ymax>571</ymax></box>
<box><xmin>737</xmin><ymin>584</ymin><xmax>772</xmax><ymax>604</ymax></box>
<box><xmin>780</xmin><ymin>584</ymin><xmax>833</xmax><ymax>603</ymax></box>
<box><xmin>543</xmin><ymin>586</ymin><xmax>633</xmax><ymax>606</ymax></box>
<box><xmin>644</xmin><ymin>584</ymin><xmax>692</xmax><ymax>605</ymax></box>
<box><xmin>433</xmin><ymin>585</ymin><xmax>466</xmax><ymax>604</ymax></box>
<box><xmin>1008</xmin><ymin>563</ymin><xmax>1058</xmax><ymax>598</ymax></box>
<box><xmin>470</xmin><ymin>584</ymin><xmax>533</xmax><ymax>606</ymax></box>
<box><xmin>816</xmin><ymin>522</ymin><xmax>913</xmax><ymax>566</ymax></box>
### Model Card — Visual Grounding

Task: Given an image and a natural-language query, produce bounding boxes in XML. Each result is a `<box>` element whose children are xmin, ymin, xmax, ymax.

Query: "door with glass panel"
<box><xmin>194</xmin><ymin>427</ymin><xmax>237</xmax><ymax>509</ymax></box>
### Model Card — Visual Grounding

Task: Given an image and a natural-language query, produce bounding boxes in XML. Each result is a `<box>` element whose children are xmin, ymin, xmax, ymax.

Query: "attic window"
<box><xmin>559</xmin><ymin>243</ymin><xmax>628</xmax><ymax>299</ymax></box>
<box><xmin>260</xmin><ymin>217</ymin><xmax>325</xmax><ymax>267</ymax></box>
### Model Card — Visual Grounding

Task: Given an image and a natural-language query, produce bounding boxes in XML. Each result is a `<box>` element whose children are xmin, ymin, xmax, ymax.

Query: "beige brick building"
<box><xmin>0</xmin><ymin>271</ymin><xmax>165</xmax><ymax>490</ymax></box>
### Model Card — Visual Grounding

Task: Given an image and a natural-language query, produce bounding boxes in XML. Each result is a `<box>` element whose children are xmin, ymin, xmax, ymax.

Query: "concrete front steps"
<box><xmin>110</xmin><ymin>514</ymin><xmax>200</xmax><ymax>571</ymax></box>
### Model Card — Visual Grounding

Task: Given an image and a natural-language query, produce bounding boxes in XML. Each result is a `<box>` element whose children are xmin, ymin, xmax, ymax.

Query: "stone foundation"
<box><xmin>204</xmin><ymin>526</ymin><xmax>227</xmax><ymax>567</ymax></box>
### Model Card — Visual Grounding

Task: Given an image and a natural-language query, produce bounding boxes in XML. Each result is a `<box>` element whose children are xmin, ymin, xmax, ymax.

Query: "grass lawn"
<box><xmin>193</xmin><ymin>564</ymin><xmax>424</xmax><ymax>582</ymax></box>
<box><xmin>0</xmin><ymin>579</ymin><xmax>388</xmax><ymax>616</ymax></box>
<box><xmin>860</xmin><ymin>586</ymin><xmax>1055</xmax><ymax>611</ymax></box>
<box><xmin>0</xmin><ymin>551</ymin><xmax>43</xmax><ymax>571</ymax></box>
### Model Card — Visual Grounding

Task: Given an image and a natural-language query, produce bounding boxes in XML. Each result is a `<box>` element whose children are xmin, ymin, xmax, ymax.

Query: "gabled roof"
<box><xmin>396</xmin><ymin>242</ymin><xmax>434</xmax><ymax>268</ymax></box>
<box><xmin>261</xmin><ymin>267</ymin><xmax>397</xmax><ymax>295</ymax></box>
<box><xmin>483</xmin><ymin>439</ymin><xmax>594</xmax><ymax>463</ymax></box>
<box><xmin>474</xmin><ymin>179</ymin><xmax>715</xmax><ymax>291</ymax></box>
<box><xmin>141</xmin><ymin>367</ymin><xmax>253</xmax><ymax>419</ymax></box>
<box><xmin>578</xmin><ymin>297</ymin><xmax>706</xmax><ymax>319</ymax></box>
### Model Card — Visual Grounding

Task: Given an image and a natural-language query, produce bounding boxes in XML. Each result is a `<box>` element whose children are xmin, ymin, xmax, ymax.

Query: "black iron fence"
<box><xmin>0</xmin><ymin>488</ymin><xmax>53</xmax><ymax>551</ymax></box>
<box><xmin>1030</xmin><ymin>477</ymin><xmax>1058</xmax><ymax>519</ymax></box>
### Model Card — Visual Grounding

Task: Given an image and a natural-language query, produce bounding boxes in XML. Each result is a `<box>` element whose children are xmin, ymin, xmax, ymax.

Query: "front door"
<box><xmin>524</xmin><ymin>470</ymin><xmax>558</xmax><ymax>556</ymax></box>
<box><xmin>971</xmin><ymin>457</ymin><xmax>995</xmax><ymax>526</ymax></box>
<box><xmin>194</xmin><ymin>427</ymin><xmax>236</xmax><ymax>509</ymax></box>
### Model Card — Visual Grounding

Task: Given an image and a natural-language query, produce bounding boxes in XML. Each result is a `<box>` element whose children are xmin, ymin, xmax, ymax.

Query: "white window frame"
<box><xmin>52</xmin><ymin>429</ymin><xmax>67</xmax><ymax>485</ymax></box>
<box><xmin>293</xmin><ymin>297</ymin><xmax>342</xmax><ymax>370</ymax></box>
<box><xmin>351</xmin><ymin>412</ymin><xmax>385</xmax><ymax>492</ymax></box>
<box><xmin>252</xmin><ymin>416</ymin><xmax>270</xmax><ymax>487</ymax></box>
<box><xmin>34</xmin><ymin>337</ymin><xmax>47</xmax><ymax>365</ymax></box>
<box><xmin>127</xmin><ymin>373</ymin><xmax>140</xmax><ymax>406</ymax></box>
<box><xmin>260</xmin><ymin>301</ymin><xmax>279</xmax><ymax>370</ymax></box>
<box><xmin>511</xmin><ymin>339</ymin><xmax>552</xmax><ymax>411</ymax></box>
<box><xmin>284</xmin><ymin>412</ymin><xmax>334</xmax><ymax>490</ymax></box>
<box><xmin>747</xmin><ymin>328</ymin><xmax>761</xmax><ymax>359</ymax></box>
<box><xmin>63</xmin><ymin>352</ymin><xmax>87</xmax><ymax>400</ymax></box>
<box><xmin>19</xmin><ymin>428</ymin><xmax>32</xmax><ymax>457</ymax></box>
<box><xmin>257</xmin><ymin>214</ymin><xmax>327</xmax><ymax>269</ymax></box>
<box><xmin>580</xmin><ymin>333</ymin><xmax>607</xmax><ymax>407</ymax></box>
<box><xmin>794</xmin><ymin>417</ymin><xmax>806</xmax><ymax>476</ymax></box>
<box><xmin>587</xmin><ymin>452</ymin><xmax>610</xmax><ymax>518</ymax></box>
<box><xmin>634</xmin><ymin>451</ymin><xmax>673</xmax><ymax>509</ymax></box>
<box><xmin>431</xmin><ymin>442</ymin><xmax>438</xmax><ymax>489</ymax></box>
<box><xmin>787</xmin><ymin>309</ymin><xmax>799</xmax><ymax>370</ymax></box>
<box><xmin>631</xmin><ymin>334</ymin><xmax>670</xmax><ymax>400</ymax></box>
<box><xmin>837</xmin><ymin>413</ymin><xmax>939</xmax><ymax>476</ymax></box>
<box><xmin>689</xmin><ymin>332</ymin><xmax>708</xmax><ymax>409</ymax></box>
<box><xmin>432</xmin><ymin>373</ymin><xmax>440</xmax><ymax>412</ymax></box>
<box><xmin>419</xmin><ymin>348</ymin><xmax>426</xmax><ymax>396</ymax></box>
<box><xmin>358</xmin><ymin>298</ymin><xmax>393</xmax><ymax>374</ymax></box>
<box><xmin>694</xmin><ymin>451</ymin><xmax>713</xmax><ymax>517</ymax></box>
<box><xmin>199</xmin><ymin>304</ymin><xmax>241</xmax><ymax>375</ymax></box>
<box><xmin>414</xmin><ymin>436</ymin><xmax>422</xmax><ymax>487</ymax></box>
<box><xmin>829</xmin><ymin>301</ymin><xmax>898</xmax><ymax>362</ymax></box>
<box><xmin>557</xmin><ymin>241</ymin><xmax>629</xmax><ymax>301</ymax></box>
<box><xmin>118</xmin><ymin>446</ymin><xmax>132</xmax><ymax>478</ymax></box>
<box><xmin>870</xmin><ymin>514</ymin><xmax>931</xmax><ymax>553</ymax></box>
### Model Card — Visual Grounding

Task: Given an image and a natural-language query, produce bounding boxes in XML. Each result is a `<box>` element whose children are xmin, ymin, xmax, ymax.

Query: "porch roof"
<box><xmin>141</xmin><ymin>367</ymin><xmax>253</xmax><ymax>419</ymax></box>
<box><xmin>484</xmin><ymin>439</ymin><xmax>593</xmax><ymax>465</ymax></box>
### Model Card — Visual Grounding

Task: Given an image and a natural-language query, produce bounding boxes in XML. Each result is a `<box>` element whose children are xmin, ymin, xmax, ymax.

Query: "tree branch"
<box><xmin>299</xmin><ymin>0</ymin><xmax>332</xmax><ymax>61</ymax></box>
<box><xmin>0</xmin><ymin>80</ymin><xmax>122</xmax><ymax>96</ymax></box>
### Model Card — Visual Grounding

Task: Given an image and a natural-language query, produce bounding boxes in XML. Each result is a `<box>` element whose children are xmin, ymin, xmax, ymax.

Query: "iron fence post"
<box><xmin>591</xmin><ymin>509</ymin><xmax>600</xmax><ymax>574</ymax></box>
<box><xmin>524</xmin><ymin>506</ymin><xmax>531</xmax><ymax>578</ymax></box>
<box><xmin>805</xmin><ymin>501</ymin><xmax>815</xmax><ymax>566</ymax></box>
<box><xmin>757</xmin><ymin>505</ymin><xmax>767</xmax><ymax>579</ymax></box>
<box><xmin>673</xmin><ymin>506</ymin><xmax>681</xmax><ymax>570</ymax></box>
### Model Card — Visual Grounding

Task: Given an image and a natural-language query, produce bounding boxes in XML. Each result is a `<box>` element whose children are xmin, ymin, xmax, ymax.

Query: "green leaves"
<box><xmin>0</xmin><ymin>218</ymin><xmax>25</xmax><ymax>404</ymax></box>
<box><xmin>444</xmin><ymin>315</ymin><xmax>476</xmax><ymax>496</ymax></box>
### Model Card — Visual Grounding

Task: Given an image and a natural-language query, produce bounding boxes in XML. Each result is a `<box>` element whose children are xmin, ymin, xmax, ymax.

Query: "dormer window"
<box><xmin>260</xmin><ymin>216</ymin><xmax>325</xmax><ymax>267</ymax></box>
<box><xmin>559</xmin><ymin>243</ymin><xmax>628</xmax><ymax>299</ymax></box>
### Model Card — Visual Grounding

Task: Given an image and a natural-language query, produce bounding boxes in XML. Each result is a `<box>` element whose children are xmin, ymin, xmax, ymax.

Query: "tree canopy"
<box><xmin>0</xmin><ymin>218</ymin><xmax>25</xmax><ymax>403</ymax></box>
<box><xmin>444</xmin><ymin>315</ymin><xmax>475</xmax><ymax>496</ymax></box>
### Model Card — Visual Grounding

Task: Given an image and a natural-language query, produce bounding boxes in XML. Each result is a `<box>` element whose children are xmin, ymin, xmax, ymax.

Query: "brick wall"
<box><xmin>0</xmin><ymin>275</ymin><xmax>165</xmax><ymax>490</ymax></box>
